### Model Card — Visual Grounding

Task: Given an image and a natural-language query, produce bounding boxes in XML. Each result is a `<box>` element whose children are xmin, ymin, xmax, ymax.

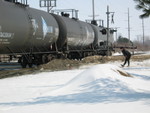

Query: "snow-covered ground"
<box><xmin>0</xmin><ymin>59</ymin><xmax>150</xmax><ymax>113</ymax></box>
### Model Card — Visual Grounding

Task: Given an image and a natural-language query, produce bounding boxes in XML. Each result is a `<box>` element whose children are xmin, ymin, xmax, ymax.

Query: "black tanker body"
<box><xmin>52</xmin><ymin>14</ymin><xmax>95</xmax><ymax>49</ymax></box>
<box><xmin>0</xmin><ymin>0</ymin><xmax>114</xmax><ymax>68</ymax></box>
<box><xmin>52</xmin><ymin>14</ymin><xmax>95</xmax><ymax>58</ymax></box>
<box><xmin>0</xmin><ymin>0</ymin><xmax>59</xmax><ymax>54</ymax></box>
<box><xmin>0</xmin><ymin>0</ymin><xmax>59</xmax><ymax>67</ymax></box>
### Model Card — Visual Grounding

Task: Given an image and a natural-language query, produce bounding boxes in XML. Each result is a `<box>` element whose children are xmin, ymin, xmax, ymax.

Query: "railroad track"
<box><xmin>0</xmin><ymin>62</ymin><xmax>21</xmax><ymax>71</ymax></box>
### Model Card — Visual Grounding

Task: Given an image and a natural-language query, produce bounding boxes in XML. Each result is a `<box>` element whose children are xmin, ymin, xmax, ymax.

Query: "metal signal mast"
<box><xmin>40</xmin><ymin>0</ymin><xmax>57</xmax><ymax>13</ymax></box>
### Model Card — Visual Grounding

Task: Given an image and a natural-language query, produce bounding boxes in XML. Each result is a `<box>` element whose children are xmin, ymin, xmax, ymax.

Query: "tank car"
<box><xmin>0</xmin><ymin>0</ymin><xmax>114</xmax><ymax>68</ymax></box>
<box><xmin>52</xmin><ymin>14</ymin><xmax>96</xmax><ymax>59</ymax></box>
<box><xmin>91</xmin><ymin>24</ymin><xmax>114</xmax><ymax>55</ymax></box>
<box><xmin>0</xmin><ymin>0</ymin><xmax>59</xmax><ymax>67</ymax></box>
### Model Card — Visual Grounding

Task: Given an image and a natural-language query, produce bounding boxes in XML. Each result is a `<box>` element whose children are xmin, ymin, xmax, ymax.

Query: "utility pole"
<box><xmin>89</xmin><ymin>0</ymin><xmax>99</xmax><ymax>25</ymax></box>
<box><xmin>114</xmin><ymin>27</ymin><xmax>120</xmax><ymax>41</ymax></box>
<box><xmin>127</xmin><ymin>8</ymin><xmax>131</xmax><ymax>41</ymax></box>
<box><xmin>106</xmin><ymin>6</ymin><xmax>110</xmax><ymax>56</ymax></box>
<box><xmin>142</xmin><ymin>18</ymin><xmax>145</xmax><ymax>45</ymax></box>
<box><xmin>92</xmin><ymin>0</ymin><xmax>95</xmax><ymax>20</ymax></box>
<box><xmin>106</xmin><ymin>5</ymin><xmax>114</xmax><ymax>56</ymax></box>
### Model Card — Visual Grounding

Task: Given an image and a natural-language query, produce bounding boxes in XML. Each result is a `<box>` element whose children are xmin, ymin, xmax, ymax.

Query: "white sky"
<box><xmin>28</xmin><ymin>0</ymin><xmax>150</xmax><ymax>41</ymax></box>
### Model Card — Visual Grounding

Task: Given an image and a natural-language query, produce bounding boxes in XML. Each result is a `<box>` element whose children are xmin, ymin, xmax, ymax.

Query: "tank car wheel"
<box><xmin>28</xmin><ymin>63</ymin><xmax>33</xmax><ymax>68</ymax></box>
<box><xmin>20</xmin><ymin>55</ymin><xmax>28</xmax><ymax>68</ymax></box>
<box><xmin>42</xmin><ymin>54</ymin><xmax>48</xmax><ymax>64</ymax></box>
<box><xmin>21</xmin><ymin>62</ymin><xmax>27</xmax><ymax>68</ymax></box>
<box><xmin>47</xmin><ymin>54</ymin><xmax>55</xmax><ymax>61</ymax></box>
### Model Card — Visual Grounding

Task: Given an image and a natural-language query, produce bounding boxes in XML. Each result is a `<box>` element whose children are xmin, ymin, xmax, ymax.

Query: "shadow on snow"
<box><xmin>0</xmin><ymin>78</ymin><xmax>150</xmax><ymax>106</ymax></box>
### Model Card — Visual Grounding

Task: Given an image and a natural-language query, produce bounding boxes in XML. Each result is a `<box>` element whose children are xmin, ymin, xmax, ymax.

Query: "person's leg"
<box><xmin>122</xmin><ymin>57</ymin><xmax>127</xmax><ymax>67</ymax></box>
<box><xmin>127</xmin><ymin>56</ymin><xmax>131</xmax><ymax>66</ymax></box>
<box><xmin>127</xmin><ymin>59</ymin><xmax>130</xmax><ymax>66</ymax></box>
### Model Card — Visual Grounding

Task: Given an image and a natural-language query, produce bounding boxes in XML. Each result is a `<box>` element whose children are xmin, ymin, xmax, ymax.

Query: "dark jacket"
<box><xmin>122</xmin><ymin>49</ymin><xmax>131</xmax><ymax>58</ymax></box>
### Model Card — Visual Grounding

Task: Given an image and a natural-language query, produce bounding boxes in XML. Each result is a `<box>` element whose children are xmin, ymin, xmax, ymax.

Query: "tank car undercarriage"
<box><xmin>13</xmin><ymin>45</ymin><xmax>113</xmax><ymax>68</ymax></box>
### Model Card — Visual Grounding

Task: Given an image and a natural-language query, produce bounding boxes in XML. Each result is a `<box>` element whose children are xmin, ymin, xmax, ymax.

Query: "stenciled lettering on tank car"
<box><xmin>0</xmin><ymin>26</ymin><xmax>14</xmax><ymax>44</ymax></box>
<box><xmin>0</xmin><ymin>26</ymin><xmax>14</xmax><ymax>39</ymax></box>
<box><xmin>0</xmin><ymin>33</ymin><xmax>14</xmax><ymax>44</ymax></box>
<box><xmin>0</xmin><ymin>32</ymin><xmax>14</xmax><ymax>38</ymax></box>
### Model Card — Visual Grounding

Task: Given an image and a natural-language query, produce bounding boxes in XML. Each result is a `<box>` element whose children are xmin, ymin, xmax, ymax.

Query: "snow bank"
<box><xmin>0</xmin><ymin>63</ymin><xmax>150</xmax><ymax>113</ymax></box>
<box><xmin>44</xmin><ymin>64</ymin><xmax>133</xmax><ymax>96</ymax></box>
<box><xmin>39</xmin><ymin>63</ymin><xmax>150</xmax><ymax>104</ymax></box>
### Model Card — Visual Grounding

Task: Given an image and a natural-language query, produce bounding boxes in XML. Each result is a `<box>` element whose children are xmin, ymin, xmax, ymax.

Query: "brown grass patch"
<box><xmin>117</xmin><ymin>70</ymin><xmax>132</xmax><ymax>77</ymax></box>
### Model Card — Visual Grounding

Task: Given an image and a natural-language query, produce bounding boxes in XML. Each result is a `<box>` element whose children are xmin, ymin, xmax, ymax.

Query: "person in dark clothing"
<box><xmin>120</xmin><ymin>47</ymin><xmax>131</xmax><ymax>67</ymax></box>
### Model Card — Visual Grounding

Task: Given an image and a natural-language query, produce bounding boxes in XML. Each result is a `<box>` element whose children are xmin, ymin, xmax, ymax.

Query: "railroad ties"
<box><xmin>0</xmin><ymin>62</ymin><xmax>21</xmax><ymax>71</ymax></box>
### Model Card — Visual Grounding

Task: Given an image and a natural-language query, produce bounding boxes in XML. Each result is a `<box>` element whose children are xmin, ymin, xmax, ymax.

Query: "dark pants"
<box><xmin>123</xmin><ymin>55</ymin><xmax>131</xmax><ymax>66</ymax></box>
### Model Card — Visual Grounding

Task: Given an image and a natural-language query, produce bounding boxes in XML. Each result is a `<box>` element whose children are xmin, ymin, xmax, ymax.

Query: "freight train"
<box><xmin>0</xmin><ymin>0</ymin><xmax>115</xmax><ymax>68</ymax></box>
